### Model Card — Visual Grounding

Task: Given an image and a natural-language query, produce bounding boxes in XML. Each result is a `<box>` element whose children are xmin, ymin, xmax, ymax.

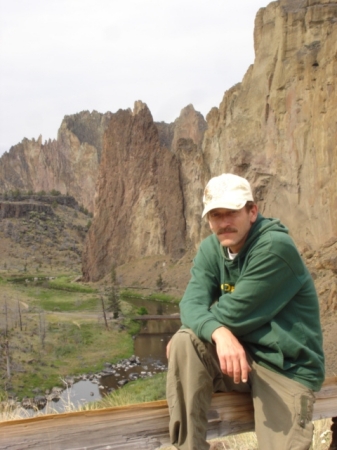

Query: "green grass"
<box><xmin>87</xmin><ymin>372</ymin><xmax>167</xmax><ymax>410</ymax></box>
<box><xmin>8</xmin><ymin>321</ymin><xmax>134</xmax><ymax>399</ymax></box>
<box><xmin>148</xmin><ymin>292</ymin><xmax>179</xmax><ymax>303</ymax></box>
<box><xmin>47</xmin><ymin>276</ymin><xmax>96</xmax><ymax>293</ymax></box>
<box><xmin>18</xmin><ymin>284</ymin><xmax>98</xmax><ymax>312</ymax></box>
<box><xmin>6</xmin><ymin>274</ymin><xmax>95</xmax><ymax>293</ymax></box>
<box><xmin>0</xmin><ymin>273</ymin><xmax>176</xmax><ymax>401</ymax></box>
<box><xmin>120</xmin><ymin>289</ymin><xmax>179</xmax><ymax>304</ymax></box>
<box><xmin>0</xmin><ymin>273</ymin><xmax>138</xmax><ymax>399</ymax></box>
<box><xmin>36</xmin><ymin>294</ymin><xmax>98</xmax><ymax>312</ymax></box>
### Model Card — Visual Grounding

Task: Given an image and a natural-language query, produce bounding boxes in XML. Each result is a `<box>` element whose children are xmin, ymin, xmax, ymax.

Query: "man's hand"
<box><xmin>212</xmin><ymin>326</ymin><xmax>251</xmax><ymax>384</ymax></box>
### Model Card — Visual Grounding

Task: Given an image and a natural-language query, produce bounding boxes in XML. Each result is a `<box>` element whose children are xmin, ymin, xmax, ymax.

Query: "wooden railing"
<box><xmin>0</xmin><ymin>377</ymin><xmax>336</xmax><ymax>450</ymax></box>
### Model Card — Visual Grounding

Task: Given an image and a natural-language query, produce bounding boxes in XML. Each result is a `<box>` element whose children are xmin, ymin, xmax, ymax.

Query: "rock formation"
<box><xmin>203</xmin><ymin>0</ymin><xmax>337</xmax><ymax>251</ymax></box>
<box><xmin>82</xmin><ymin>102</ymin><xmax>208</xmax><ymax>281</ymax></box>
<box><xmin>83</xmin><ymin>0</ymin><xmax>337</xmax><ymax>284</ymax></box>
<box><xmin>0</xmin><ymin>110</ymin><xmax>113</xmax><ymax>212</ymax></box>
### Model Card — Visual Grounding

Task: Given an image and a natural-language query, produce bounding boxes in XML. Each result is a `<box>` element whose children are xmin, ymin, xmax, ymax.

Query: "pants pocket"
<box><xmin>296</xmin><ymin>392</ymin><xmax>315</xmax><ymax>428</ymax></box>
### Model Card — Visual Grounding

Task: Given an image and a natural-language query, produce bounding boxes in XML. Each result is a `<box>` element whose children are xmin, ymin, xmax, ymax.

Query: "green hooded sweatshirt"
<box><xmin>180</xmin><ymin>213</ymin><xmax>325</xmax><ymax>391</ymax></box>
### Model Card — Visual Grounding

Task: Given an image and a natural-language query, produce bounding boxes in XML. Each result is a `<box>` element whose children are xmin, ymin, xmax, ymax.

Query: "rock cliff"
<box><xmin>83</xmin><ymin>0</ymin><xmax>337</xmax><ymax>283</ymax></box>
<box><xmin>204</xmin><ymin>0</ymin><xmax>337</xmax><ymax>251</ymax></box>
<box><xmin>82</xmin><ymin>102</ymin><xmax>208</xmax><ymax>281</ymax></box>
<box><xmin>0</xmin><ymin>110</ymin><xmax>113</xmax><ymax>212</ymax></box>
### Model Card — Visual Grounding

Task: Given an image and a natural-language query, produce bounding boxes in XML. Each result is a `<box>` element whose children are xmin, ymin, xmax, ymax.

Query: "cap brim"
<box><xmin>202</xmin><ymin>200</ymin><xmax>247</xmax><ymax>218</ymax></box>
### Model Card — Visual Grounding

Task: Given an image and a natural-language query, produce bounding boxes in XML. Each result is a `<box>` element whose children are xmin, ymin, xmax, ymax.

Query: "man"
<box><xmin>166</xmin><ymin>173</ymin><xmax>325</xmax><ymax>450</ymax></box>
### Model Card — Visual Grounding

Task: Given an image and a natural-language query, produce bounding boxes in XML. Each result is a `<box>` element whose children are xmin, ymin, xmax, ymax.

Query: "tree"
<box><xmin>107</xmin><ymin>287</ymin><xmax>120</xmax><ymax>319</ymax></box>
<box><xmin>107</xmin><ymin>263</ymin><xmax>121</xmax><ymax>319</ymax></box>
<box><xmin>4</xmin><ymin>339</ymin><xmax>11</xmax><ymax>380</ymax></box>
<box><xmin>100</xmin><ymin>295</ymin><xmax>109</xmax><ymax>330</ymax></box>
<box><xmin>17</xmin><ymin>301</ymin><xmax>23</xmax><ymax>332</ymax></box>
<box><xmin>4</xmin><ymin>300</ymin><xmax>8</xmax><ymax>337</ymax></box>
<box><xmin>156</xmin><ymin>274</ymin><xmax>165</xmax><ymax>291</ymax></box>
<box><xmin>39</xmin><ymin>312</ymin><xmax>47</xmax><ymax>349</ymax></box>
<box><xmin>111</xmin><ymin>264</ymin><xmax>117</xmax><ymax>285</ymax></box>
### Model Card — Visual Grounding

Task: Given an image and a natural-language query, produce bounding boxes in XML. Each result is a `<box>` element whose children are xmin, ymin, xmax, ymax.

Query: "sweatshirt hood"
<box><xmin>220</xmin><ymin>214</ymin><xmax>289</xmax><ymax>260</ymax></box>
<box><xmin>241</xmin><ymin>213</ymin><xmax>288</xmax><ymax>254</ymax></box>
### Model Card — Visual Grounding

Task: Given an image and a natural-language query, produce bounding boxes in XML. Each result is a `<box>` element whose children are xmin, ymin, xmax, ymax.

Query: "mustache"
<box><xmin>217</xmin><ymin>227</ymin><xmax>238</xmax><ymax>235</ymax></box>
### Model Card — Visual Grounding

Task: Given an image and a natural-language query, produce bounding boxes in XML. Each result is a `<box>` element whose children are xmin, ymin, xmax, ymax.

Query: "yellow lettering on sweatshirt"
<box><xmin>221</xmin><ymin>283</ymin><xmax>235</xmax><ymax>293</ymax></box>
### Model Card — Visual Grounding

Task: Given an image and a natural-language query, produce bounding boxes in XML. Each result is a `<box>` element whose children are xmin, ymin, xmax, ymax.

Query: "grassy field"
<box><xmin>0</xmin><ymin>271</ymin><xmax>140</xmax><ymax>399</ymax></box>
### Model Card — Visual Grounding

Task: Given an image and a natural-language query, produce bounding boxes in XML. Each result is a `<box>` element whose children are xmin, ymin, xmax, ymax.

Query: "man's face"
<box><xmin>208</xmin><ymin>205</ymin><xmax>258</xmax><ymax>253</ymax></box>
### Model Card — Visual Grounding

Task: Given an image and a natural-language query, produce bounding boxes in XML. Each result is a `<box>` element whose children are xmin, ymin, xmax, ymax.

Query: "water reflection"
<box><xmin>52</xmin><ymin>380</ymin><xmax>102</xmax><ymax>413</ymax></box>
<box><xmin>99</xmin><ymin>323</ymin><xmax>180</xmax><ymax>395</ymax></box>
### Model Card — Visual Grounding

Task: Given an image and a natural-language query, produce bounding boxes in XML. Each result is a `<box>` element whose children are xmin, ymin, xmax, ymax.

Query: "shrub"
<box><xmin>156</xmin><ymin>274</ymin><xmax>165</xmax><ymax>291</ymax></box>
<box><xmin>50</xmin><ymin>189</ymin><xmax>61</xmax><ymax>196</ymax></box>
<box><xmin>137</xmin><ymin>306</ymin><xmax>148</xmax><ymax>315</ymax></box>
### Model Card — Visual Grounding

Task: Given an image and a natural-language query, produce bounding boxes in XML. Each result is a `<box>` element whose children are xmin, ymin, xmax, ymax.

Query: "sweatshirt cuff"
<box><xmin>200</xmin><ymin>319</ymin><xmax>224</xmax><ymax>343</ymax></box>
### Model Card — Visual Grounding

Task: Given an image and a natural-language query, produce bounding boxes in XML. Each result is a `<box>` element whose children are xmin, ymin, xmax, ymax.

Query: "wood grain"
<box><xmin>1</xmin><ymin>377</ymin><xmax>336</xmax><ymax>450</ymax></box>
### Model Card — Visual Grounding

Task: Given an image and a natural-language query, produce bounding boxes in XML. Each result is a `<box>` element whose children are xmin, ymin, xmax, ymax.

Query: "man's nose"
<box><xmin>218</xmin><ymin>214</ymin><xmax>231</xmax><ymax>225</ymax></box>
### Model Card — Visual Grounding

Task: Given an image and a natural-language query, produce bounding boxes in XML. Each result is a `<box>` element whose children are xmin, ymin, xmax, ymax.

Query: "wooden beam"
<box><xmin>0</xmin><ymin>377</ymin><xmax>336</xmax><ymax>450</ymax></box>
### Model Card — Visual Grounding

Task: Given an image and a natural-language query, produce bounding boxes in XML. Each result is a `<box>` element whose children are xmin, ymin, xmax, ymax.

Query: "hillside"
<box><xmin>0</xmin><ymin>194</ymin><xmax>90</xmax><ymax>274</ymax></box>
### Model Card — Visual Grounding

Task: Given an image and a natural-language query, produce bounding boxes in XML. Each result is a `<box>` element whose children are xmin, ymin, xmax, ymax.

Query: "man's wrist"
<box><xmin>212</xmin><ymin>326</ymin><xmax>230</xmax><ymax>343</ymax></box>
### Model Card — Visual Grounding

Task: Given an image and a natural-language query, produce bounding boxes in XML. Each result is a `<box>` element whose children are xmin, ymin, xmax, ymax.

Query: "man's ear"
<box><xmin>208</xmin><ymin>217</ymin><xmax>215</xmax><ymax>233</ymax></box>
<box><xmin>250</xmin><ymin>204</ymin><xmax>258</xmax><ymax>223</ymax></box>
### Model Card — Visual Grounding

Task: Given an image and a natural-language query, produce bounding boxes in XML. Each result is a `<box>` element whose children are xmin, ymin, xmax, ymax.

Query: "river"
<box><xmin>38</xmin><ymin>297</ymin><xmax>181</xmax><ymax>414</ymax></box>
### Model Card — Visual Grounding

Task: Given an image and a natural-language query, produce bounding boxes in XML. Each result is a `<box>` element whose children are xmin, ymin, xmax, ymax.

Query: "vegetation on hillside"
<box><xmin>0</xmin><ymin>273</ymin><xmax>143</xmax><ymax>400</ymax></box>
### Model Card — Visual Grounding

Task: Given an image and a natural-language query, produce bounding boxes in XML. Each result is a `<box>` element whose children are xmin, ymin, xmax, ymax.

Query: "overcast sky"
<box><xmin>0</xmin><ymin>0</ymin><xmax>271</xmax><ymax>156</ymax></box>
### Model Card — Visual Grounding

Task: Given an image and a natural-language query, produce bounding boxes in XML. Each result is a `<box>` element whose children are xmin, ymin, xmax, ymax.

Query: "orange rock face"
<box><xmin>82</xmin><ymin>103</ymin><xmax>188</xmax><ymax>281</ymax></box>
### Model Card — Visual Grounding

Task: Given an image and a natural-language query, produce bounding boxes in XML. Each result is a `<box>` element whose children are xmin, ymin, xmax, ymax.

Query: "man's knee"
<box><xmin>170</xmin><ymin>330</ymin><xmax>197</xmax><ymax>359</ymax></box>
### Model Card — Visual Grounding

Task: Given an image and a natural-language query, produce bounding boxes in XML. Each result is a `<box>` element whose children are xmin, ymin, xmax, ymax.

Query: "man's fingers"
<box><xmin>220</xmin><ymin>356</ymin><xmax>251</xmax><ymax>383</ymax></box>
<box><xmin>232</xmin><ymin>360</ymin><xmax>242</xmax><ymax>384</ymax></box>
<box><xmin>212</xmin><ymin>327</ymin><xmax>251</xmax><ymax>384</ymax></box>
<box><xmin>241</xmin><ymin>364</ymin><xmax>251</xmax><ymax>383</ymax></box>
<box><xmin>240</xmin><ymin>359</ymin><xmax>252</xmax><ymax>383</ymax></box>
<box><xmin>219</xmin><ymin>359</ymin><xmax>227</xmax><ymax>374</ymax></box>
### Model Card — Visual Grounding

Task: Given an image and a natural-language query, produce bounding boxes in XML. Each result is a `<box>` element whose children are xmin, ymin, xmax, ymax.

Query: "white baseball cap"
<box><xmin>202</xmin><ymin>173</ymin><xmax>254</xmax><ymax>218</ymax></box>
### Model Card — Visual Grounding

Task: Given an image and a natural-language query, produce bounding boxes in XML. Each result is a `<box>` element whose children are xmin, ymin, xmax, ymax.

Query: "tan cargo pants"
<box><xmin>166</xmin><ymin>329</ymin><xmax>315</xmax><ymax>450</ymax></box>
